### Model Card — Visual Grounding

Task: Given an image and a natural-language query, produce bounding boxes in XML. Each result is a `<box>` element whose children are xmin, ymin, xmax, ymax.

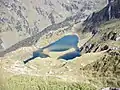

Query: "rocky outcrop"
<box><xmin>102</xmin><ymin>87</ymin><xmax>120</xmax><ymax>90</ymax></box>
<box><xmin>116</xmin><ymin>37</ymin><xmax>120</xmax><ymax>41</ymax></box>
<box><xmin>80</xmin><ymin>16</ymin><xmax>120</xmax><ymax>54</ymax></box>
<box><xmin>80</xmin><ymin>43</ymin><xmax>109</xmax><ymax>53</ymax></box>
<box><xmin>83</xmin><ymin>50</ymin><xmax>120</xmax><ymax>87</ymax></box>
<box><xmin>78</xmin><ymin>0</ymin><xmax>120</xmax><ymax>55</ymax></box>
<box><xmin>100</xmin><ymin>45</ymin><xmax>109</xmax><ymax>51</ymax></box>
<box><xmin>101</xmin><ymin>31</ymin><xmax>118</xmax><ymax>41</ymax></box>
<box><xmin>83</xmin><ymin>0</ymin><xmax>120</xmax><ymax>32</ymax></box>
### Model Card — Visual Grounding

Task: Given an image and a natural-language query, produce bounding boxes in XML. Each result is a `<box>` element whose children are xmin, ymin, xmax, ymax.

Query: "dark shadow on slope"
<box><xmin>83</xmin><ymin>0</ymin><xmax>120</xmax><ymax>32</ymax></box>
<box><xmin>58</xmin><ymin>50</ymin><xmax>81</xmax><ymax>60</ymax></box>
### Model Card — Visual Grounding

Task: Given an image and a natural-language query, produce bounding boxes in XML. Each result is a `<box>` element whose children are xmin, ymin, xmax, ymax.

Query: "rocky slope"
<box><xmin>0</xmin><ymin>0</ymin><xmax>106</xmax><ymax>33</ymax></box>
<box><xmin>77</xmin><ymin>0</ymin><xmax>120</xmax><ymax>88</ymax></box>
<box><xmin>0</xmin><ymin>19</ymin><xmax>120</xmax><ymax>90</ymax></box>
<box><xmin>0</xmin><ymin>0</ymin><xmax>120</xmax><ymax>90</ymax></box>
<box><xmin>79</xmin><ymin>0</ymin><xmax>120</xmax><ymax>54</ymax></box>
<box><xmin>80</xmin><ymin>19</ymin><xmax>120</xmax><ymax>54</ymax></box>
<box><xmin>83</xmin><ymin>0</ymin><xmax>120</xmax><ymax>32</ymax></box>
<box><xmin>83</xmin><ymin>50</ymin><xmax>120</xmax><ymax>88</ymax></box>
<box><xmin>0</xmin><ymin>0</ymin><xmax>106</xmax><ymax>55</ymax></box>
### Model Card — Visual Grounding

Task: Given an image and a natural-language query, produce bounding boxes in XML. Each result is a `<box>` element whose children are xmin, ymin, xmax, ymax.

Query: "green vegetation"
<box><xmin>1</xmin><ymin>75</ymin><xmax>96</xmax><ymax>90</ymax></box>
<box><xmin>81</xmin><ymin>19</ymin><xmax>120</xmax><ymax>54</ymax></box>
<box><xmin>83</xmin><ymin>50</ymin><xmax>120</xmax><ymax>88</ymax></box>
<box><xmin>0</xmin><ymin>19</ymin><xmax>120</xmax><ymax>90</ymax></box>
<box><xmin>78</xmin><ymin>19</ymin><xmax>120</xmax><ymax>89</ymax></box>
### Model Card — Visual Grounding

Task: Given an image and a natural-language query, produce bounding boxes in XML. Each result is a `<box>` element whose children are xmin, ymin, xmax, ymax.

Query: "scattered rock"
<box><xmin>100</xmin><ymin>45</ymin><xmax>109</xmax><ymax>51</ymax></box>
<box><xmin>116</xmin><ymin>37</ymin><xmax>120</xmax><ymax>41</ymax></box>
<box><xmin>93</xmin><ymin>46</ymin><xmax>100</xmax><ymax>52</ymax></box>
<box><xmin>110</xmin><ymin>32</ymin><xmax>117</xmax><ymax>41</ymax></box>
<box><xmin>102</xmin><ymin>87</ymin><xmax>120</xmax><ymax>90</ymax></box>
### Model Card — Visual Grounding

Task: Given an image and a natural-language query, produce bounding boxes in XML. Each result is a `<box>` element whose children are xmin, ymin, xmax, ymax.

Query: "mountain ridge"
<box><xmin>0</xmin><ymin>0</ymin><xmax>106</xmax><ymax>56</ymax></box>
<box><xmin>0</xmin><ymin>0</ymin><xmax>120</xmax><ymax>90</ymax></box>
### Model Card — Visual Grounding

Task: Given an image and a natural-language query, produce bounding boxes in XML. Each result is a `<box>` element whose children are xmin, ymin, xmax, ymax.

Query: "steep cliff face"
<box><xmin>83</xmin><ymin>0</ymin><xmax>120</xmax><ymax>32</ymax></box>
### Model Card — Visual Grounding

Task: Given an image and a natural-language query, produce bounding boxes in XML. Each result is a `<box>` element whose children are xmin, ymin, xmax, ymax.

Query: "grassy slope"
<box><xmin>5</xmin><ymin>75</ymin><xmax>96</xmax><ymax>90</ymax></box>
<box><xmin>0</xmin><ymin>48</ymin><xmax>104</xmax><ymax>90</ymax></box>
<box><xmin>90</xmin><ymin>19</ymin><xmax>120</xmax><ymax>46</ymax></box>
<box><xmin>83</xmin><ymin>50</ymin><xmax>120</xmax><ymax>88</ymax></box>
<box><xmin>0</xmin><ymin>20</ymin><xmax>120</xmax><ymax>90</ymax></box>
<box><xmin>82</xmin><ymin>19</ymin><xmax>120</xmax><ymax>88</ymax></box>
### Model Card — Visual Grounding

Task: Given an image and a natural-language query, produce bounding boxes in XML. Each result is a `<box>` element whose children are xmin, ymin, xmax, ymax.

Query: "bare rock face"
<box><xmin>101</xmin><ymin>31</ymin><xmax>118</xmax><ymax>41</ymax></box>
<box><xmin>100</xmin><ymin>45</ymin><xmax>109</xmax><ymax>51</ymax></box>
<box><xmin>83</xmin><ymin>0</ymin><xmax>120</xmax><ymax>32</ymax></box>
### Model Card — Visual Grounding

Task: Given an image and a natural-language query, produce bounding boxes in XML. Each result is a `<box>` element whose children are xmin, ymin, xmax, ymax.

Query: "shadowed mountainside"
<box><xmin>83</xmin><ymin>0</ymin><xmax>120</xmax><ymax>33</ymax></box>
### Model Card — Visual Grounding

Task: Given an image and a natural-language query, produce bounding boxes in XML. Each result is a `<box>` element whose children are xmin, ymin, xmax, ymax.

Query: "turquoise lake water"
<box><xmin>24</xmin><ymin>35</ymin><xmax>80</xmax><ymax>64</ymax></box>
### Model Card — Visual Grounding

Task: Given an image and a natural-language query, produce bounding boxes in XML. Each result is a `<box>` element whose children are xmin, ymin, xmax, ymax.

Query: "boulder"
<box><xmin>100</xmin><ymin>45</ymin><xmax>109</xmax><ymax>51</ymax></box>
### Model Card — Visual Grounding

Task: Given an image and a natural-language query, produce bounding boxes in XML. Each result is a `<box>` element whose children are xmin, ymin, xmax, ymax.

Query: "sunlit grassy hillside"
<box><xmin>0</xmin><ymin>19</ymin><xmax>120</xmax><ymax>90</ymax></box>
